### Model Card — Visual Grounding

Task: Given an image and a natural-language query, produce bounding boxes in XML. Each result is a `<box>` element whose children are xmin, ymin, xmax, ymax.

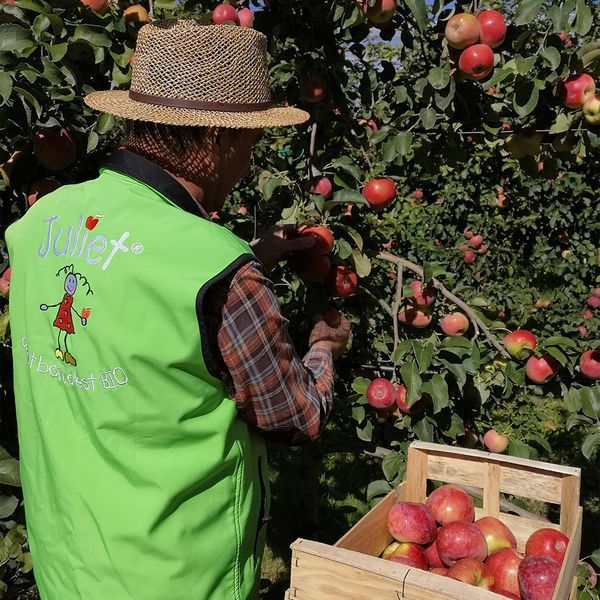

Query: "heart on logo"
<box><xmin>85</xmin><ymin>215</ymin><xmax>100</xmax><ymax>230</ymax></box>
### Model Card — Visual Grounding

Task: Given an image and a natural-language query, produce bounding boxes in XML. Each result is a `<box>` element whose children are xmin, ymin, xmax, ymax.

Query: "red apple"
<box><xmin>583</xmin><ymin>309</ymin><xmax>593</xmax><ymax>320</ymax></box>
<box><xmin>81</xmin><ymin>0</ymin><xmax>108</xmax><ymax>11</ymax></box>
<box><xmin>486</xmin><ymin>548</ymin><xmax>523</xmax><ymax>597</ymax></box>
<box><xmin>588</xmin><ymin>295</ymin><xmax>600</xmax><ymax>308</ymax></box>
<box><xmin>398</xmin><ymin>307</ymin><xmax>432</xmax><ymax>328</ymax></box>
<box><xmin>591</xmin><ymin>287</ymin><xmax>600</xmax><ymax>298</ymax></box>
<box><xmin>459</xmin><ymin>44</ymin><xmax>495</xmax><ymax>80</ymax></box>
<box><xmin>362</xmin><ymin>0</ymin><xmax>396</xmax><ymax>25</ymax></box>
<box><xmin>326</xmin><ymin>266</ymin><xmax>358</xmax><ymax>298</ymax></box>
<box><xmin>478</xmin><ymin>10</ymin><xmax>507</xmax><ymax>48</ymax></box>
<box><xmin>445</xmin><ymin>13</ymin><xmax>480</xmax><ymax>49</ymax></box>
<box><xmin>388</xmin><ymin>502</ymin><xmax>437</xmax><ymax>545</ymax></box>
<box><xmin>447</xmin><ymin>558</ymin><xmax>494</xmax><ymax>589</ymax></box>
<box><xmin>27</xmin><ymin>177</ymin><xmax>61</xmax><ymax>206</ymax></box>
<box><xmin>560</xmin><ymin>74</ymin><xmax>596</xmax><ymax>109</ymax></box>
<box><xmin>298</xmin><ymin>225</ymin><xmax>334</xmax><ymax>255</ymax></box>
<box><xmin>310</xmin><ymin>176</ymin><xmax>333</xmax><ymax>199</ymax></box>
<box><xmin>237</xmin><ymin>7</ymin><xmax>254</xmax><ymax>27</ymax></box>
<box><xmin>0</xmin><ymin>278</ymin><xmax>9</xmax><ymax>294</ymax></box>
<box><xmin>366</xmin><ymin>378</ymin><xmax>396</xmax><ymax>410</ymax></box>
<box><xmin>394</xmin><ymin>383</ymin><xmax>428</xmax><ymax>414</ymax></box>
<box><xmin>212</xmin><ymin>3</ymin><xmax>239</xmax><ymax>24</ymax></box>
<box><xmin>518</xmin><ymin>555</ymin><xmax>560</xmax><ymax>600</ymax></box>
<box><xmin>525</xmin><ymin>355</ymin><xmax>560</xmax><ymax>384</ymax></box>
<box><xmin>382</xmin><ymin>541</ymin><xmax>428</xmax><ymax>570</ymax></box>
<box><xmin>322</xmin><ymin>306</ymin><xmax>341</xmax><ymax>328</ymax></box>
<box><xmin>123</xmin><ymin>5</ymin><xmax>150</xmax><ymax>22</ymax></box>
<box><xmin>503</xmin><ymin>330</ymin><xmax>537</xmax><ymax>359</ymax></box>
<box><xmin>578</xmin><ymin>325</ymin><xmax>588</xmax><ymax>337</ymax></box>
<box><xmin>409</xmin><ymin>280</ymin><xmax>436</xmax><ymax>307</ymax></box>
<box><xmin>468</xmin><ymin>234</ymin><xmax>484</xmax><ymax>248</ymax></box>
<box><xmin>525</xmin><ymin>528</ymin><xmax>569</xmax><ymax>565</ymax></box>
<box><xmin>464</xmin><ymin>228</ymin><xmax>474</xmax><ymax>239</ymax></box>
<box><xmin>33</xmin><ymin>128</ymin><xmax>76</xmax><ymax>171</ymax></box>
<box><xmin>413</xmin><ymin>188</ymin><xmax>424</xmax><ymax>200</ymax></box>
<box><xmin>475</xmin><ymin>517</ymin><xmax>517</xmax><ymax>554</ymax></box>
<box><xmin>430</xmin><ymin>566</ymin><xmax>449</xmax><ymax>576</ymax></box>
<box><xmin>301</xmin><ymin>73</ymin><xmax>327</xmax><ymax>103</ymax></box>
<box><xmin>464</xmin><ymin>250</ymin><xmax>477</xmax><ymax>264</ymax></box>
<box><xmin>580</xmin><ymin>349</ymin><xmax>600</xmax><ymax>380</ymax></box>
<box><xmin>427</xmin><ymin>485</ymin><xmax>474</xmax><ymax>525</ymax></box>
<box><xmin>1</xmin><ymin>268</ymin><xmax>11</xmax><ymax>282</ymax></box>
<box><xmin>425</xmin><ymin>530</ymin><xmax>444</xmax><ymax>568</ymax></box>
<box><xmin>363</xmin><ymin>177</ymin><xmax>397</xmax><ymax>210</ymax></box>
<box><xmin>492</xmin><ymin>589</ymin><xmax>520</xmax><ymax>599</ymax></box>
<box><xmin>440</xmin><ymin>313</ymin><xmax>469</xmax><ymax>336</ymax></box>
<box><xmin>436</xmin><ymin>522</ymin><xmax>488</xmax><ymax>566</ymax></box>
<box><xmin>483</xmin><ymin>430</ymin><xmax>509</xmax><ymax>453</ymax></box>
<box><xmin>298</xmin><ymin>255</ymin><xmax>331</xmax><ymax>281</ymax></box>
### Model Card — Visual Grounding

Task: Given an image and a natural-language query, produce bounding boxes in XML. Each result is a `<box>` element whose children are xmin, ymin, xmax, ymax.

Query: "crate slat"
<box><xmin>554</xmin><ymin>507</ymin><xmax>583</xmax><ymax>600</ymax></box>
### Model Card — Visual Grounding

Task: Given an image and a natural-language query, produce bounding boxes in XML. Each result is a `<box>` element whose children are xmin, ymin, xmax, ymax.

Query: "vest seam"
<box><xmin>194</xmin><ymin>253</ymin><xmax>256</xmax><ymax>380</ymax></box>
<box><xmin>232</xmin><ymin>439</ymin><xmax>245</xmax><ymax>600</ymax></box>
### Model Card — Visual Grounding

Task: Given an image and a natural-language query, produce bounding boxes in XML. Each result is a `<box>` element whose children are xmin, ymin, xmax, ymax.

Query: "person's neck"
<box><xmin>166</xmin><ymin>170</ymin><xmax>211</xmax><ymax>218</ymax></box>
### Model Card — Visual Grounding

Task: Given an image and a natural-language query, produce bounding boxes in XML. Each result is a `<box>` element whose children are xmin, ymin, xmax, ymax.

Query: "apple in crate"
<box><xmin>519</xmin><ymin>555</ymin><xmax>561</xmax><ymax>600</ymax></box>
<box><xmin>424</xmin><ymin>530</ymin><xmax>444</xmax><ymax>568</ymax></box>
<box><xmin>485</xmin><ymin>547</ymin><xmax>522</xmax><ymax>597</ymax></box>
<box><xmin>388</xmin><ymin>502</ymin><xmax>437</xmax><ymax>545</ymax></box>
<box><xmin>475</xmin><ymin>516</ymin><xmax>517</xmax><ymax>554</ymax></box>
<box><xmin>426</xmin><ymin>484</ymin><xmax>475</xmax><ymax>525</ymax></box>
<box><xmin>436</xmin><ymin>522</ymin><xmax>488</xmax><ymax>566</ymax></box>
<box><xmin>525</xmin><ymin>528</ymin><xmax>569</xmax><ymax>565</ymax></box>
<box><xmin>382</xmin><ymin>541</ymin><xmax>428</xmax><ymax>570</ymax></box>
<box><xmin>447</xmin><ymin>558</ymin><xmax>494</xmax><ymax>589</ymax></box>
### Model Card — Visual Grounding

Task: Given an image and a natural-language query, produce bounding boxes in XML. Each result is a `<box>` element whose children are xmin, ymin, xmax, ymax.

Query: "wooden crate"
<box><xmin>288</xmin><ymin>441</ymin><xmax>582</xmax><ymax>600</ymax></box>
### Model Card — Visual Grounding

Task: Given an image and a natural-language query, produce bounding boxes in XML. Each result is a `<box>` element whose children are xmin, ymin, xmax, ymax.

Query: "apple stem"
<box><xmin>377</xmin><ymin>252</ymin><xmax>512</xmax><ymax>359</ymax></box>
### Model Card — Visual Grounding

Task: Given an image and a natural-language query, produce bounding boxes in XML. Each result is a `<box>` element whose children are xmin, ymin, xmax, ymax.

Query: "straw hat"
<box><xmin>85</xmin><ymin>19</ymin><xmax>309</xmax><ymax>129</ymax></box>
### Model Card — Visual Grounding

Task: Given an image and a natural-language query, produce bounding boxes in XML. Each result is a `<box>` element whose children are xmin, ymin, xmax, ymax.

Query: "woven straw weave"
<box><xmin>85</xmin><ymin>20</ymin><xmax>309</xmax><ymax>129</ymax></box>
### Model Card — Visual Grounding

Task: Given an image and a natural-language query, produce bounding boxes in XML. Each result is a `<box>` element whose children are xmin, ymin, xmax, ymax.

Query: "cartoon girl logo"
<box><xmin>40</xmin><ymin>264</ymin><xmax>93</xmax><ymax>367</ymax></box>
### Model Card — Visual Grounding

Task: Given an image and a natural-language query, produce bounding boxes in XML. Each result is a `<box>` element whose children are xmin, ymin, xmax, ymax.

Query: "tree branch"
<box><xmin>376</xmin><ymin>252</ymin><xmax>511</xmax><ymax>359</ymax></box>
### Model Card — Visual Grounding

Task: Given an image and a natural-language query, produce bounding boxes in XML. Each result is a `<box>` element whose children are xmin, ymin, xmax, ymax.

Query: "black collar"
<box><xmin>103</xmin><ymin>149</ymin><xmax>208</xmax><ymax>219</ymax></box>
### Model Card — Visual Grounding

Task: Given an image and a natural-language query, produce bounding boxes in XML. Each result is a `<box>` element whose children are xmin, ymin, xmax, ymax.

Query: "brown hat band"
<box><xmin>129</xmin><ymin>90</ymin><xmax>274</xmax><ymax>112</ymax></box>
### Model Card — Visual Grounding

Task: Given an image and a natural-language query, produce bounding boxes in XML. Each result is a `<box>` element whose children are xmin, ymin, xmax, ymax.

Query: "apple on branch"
<box><xmin>445</xmin><ymin>13</ymin><xmax>480</xmax><ymax>49</ymax></box>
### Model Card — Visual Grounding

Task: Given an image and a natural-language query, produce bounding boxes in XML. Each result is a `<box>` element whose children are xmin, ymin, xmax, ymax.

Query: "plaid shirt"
<box><xmin>204</xmin><ymin>259</ymin><xmax>334</xmax><ymax>444</ymax></box>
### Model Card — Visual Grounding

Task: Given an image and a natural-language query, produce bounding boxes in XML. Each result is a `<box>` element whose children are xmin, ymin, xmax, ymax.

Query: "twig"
<box><xmin>391</xmin><ymin>263</ymin><xmax>404</xmax><ymax>378</ymax></box>
<box><xmin>308</xmin><ymin>121</ymin><xmax>318</xmax><ymax>179</ymax></box>
<box><xmin>377</xmin><ymin>252</ymin><xmax>511</xmax><ymax>359</ymax></box>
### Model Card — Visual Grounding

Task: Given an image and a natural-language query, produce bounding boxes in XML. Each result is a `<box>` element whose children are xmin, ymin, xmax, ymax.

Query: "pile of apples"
<box><xmin>212</xmin><ymin>3</ymin><xmax>254</xmax><ymax>27</ymax></box>
<box><xmin>445</xmin><ymin>10</ymin><xmax>507</xmax><ymax>81</ymax></box>
<box><xmin>559</xmin><ymin>73</ymin><xmax>599</xmax><ymax>126</ymax></box>
<box><xmin>460</xmin><ymin>228</ymin><xmax>488</xmax><ymax>263</ymax></box>
<box><xmin>383</xmin><ymin>484</ymin><xmax>570</xmax><ymax>599</ymax></box>
<box><xmin>366</xmin><ymin>376</ymin><xmax>430</xmax><ymax>414</ymax></box>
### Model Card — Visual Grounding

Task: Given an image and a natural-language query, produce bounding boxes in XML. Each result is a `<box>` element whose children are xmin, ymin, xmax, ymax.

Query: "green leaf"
<box><xmin>414</xmin><ymin>341</ymin><xmax>435</xmax><ymax>372</ymax></box>
<box><xmin>330</xmin><ymin>189</ymin><xmax>368</xmax><ymax>207</ymax></box>
<box><xmin>428</xmin><ymin>66</ymin><xmax>450</xmax><ymax>90</ymax></box>
<box><xmin>566</xmin><ymin>414</ymin><xmax>592</xmax><ymax>430</ymax></box>
<box><xmin>352</xmin><ymin>405</ymin><xmax>366</xmax><ymax>423</ymax></box>
<box><xmin>71</xmin><ymin>25</ymin><xmax>112</xmax><ymax>47</ymax></box>
<box><xmin>0</xmin><ymin>72</ymin><xmax>13</xmax><ymax>104</ymax></box>
<box><xmin>574</xmin><ymin>0</ymin><xmax>593</xmax><ymax>35</ymax></box>
<box><xmin>581</xmin><ymin>432</ymin><xmax>600</xmax><ymax>459</ymax></box>
<box><xmin>514</xmin><ymin>0</ymin><xmax>544</xmax><ymax>26</ymax></box>
<box><xmin>544</xmin><ymin>336</ymin><xmax>578</xmax><ymax>349</ymax></box>
<box><xmin>400</xmin><ymin>358</ymin><xmax>422</xmax><ymax>407</ymax></box>
<box><xmin>483</xmin><ymin>65</ymin><xmax>515</xmax><ymax>88</ymax></box>
<box><xmin>392</xmin><ymin>340</ymin><xmax>413</xmax><ymax>364</ymax></box>
<box><xmin>549</xmin><ymin>113</ymin><xmax>572</xmax><ymax>135</ymax></box>
<box><xmin>515</xmin><ymin>55</ymin><xmax>537</xmax><ymax>75</ymax></box>
<box><xmin>351</xmin><ymin>376</ymin><xmax>371</xmax><ymax>395</ymax></box>
<box><xmin>544</xmin><ymin>345</ymin><xmax>568</xmax><ymax>366</ymax></box>
<box><xmin>508</xmin><ymin>438</ymin><xmax>531</xmax><ymax>458</ymax></box>
<box><xmin>87</xmin><ymin>131</ymin><xmax>99</xmax><ymax>154</ymax></box>
<box><xmin>413</xmin><ymin>416</ymin><xmax>434</xmax><ymax>442</ymax></box>
<box><xmin>0</xmin><ymin>458</ymin><xmax>21</xmax><ymax>487</ymax></box>
<box><xmin>0</xmin><ymin>495</ymin><xmax>18</xmax><ymax>519</ymax></box>
<box><xmin>367</xmin><ymin>479</ymin><xmax>393</xmax><ymax>502</ymax></box>
<box><xmin>351</xmin><ymin>249</ymin><xmax>371</xmax><ymax>277</ymax></box>
<box><xmin>356</xmin><ymin>419</ymin><xmax>373</xmax><ymax>442</ymax></box>
<box><xmin>0</xmin><ymin>24</ymin><xmax>36</xmax><ymax>53</ymax></box>
<box><xmin>591</xmin><ymin>549</ymin><xmax>600</xmax><ymax>568</ymax></box>
<box><xmin>581</xmin><ymin>387</ymin><xmax>600</xmax><ymax>419</ymax></box>
<box><xmin>564</xmin><ymin>388</ymin><xmax>582</xmax><ymax>412</ymax></box>
<box><xmin>395</xmin><ymin>132</ymin><xmax>413</xmax><ymax>156</ymax></box>
<box><xmin>404</xmin><ymin>0</ymin><xmax>428</xmax><ymax>32</ymax></box>
<box><xmin>96</xmin><ymin>113</ymin><xmax>115</xmax><ymax>135</ymax></box>
<box><xmin>513</xmin><ymin>77</ymin><xmax>540</xmax><ymax>117</ymax></box>
<box><xmin>429</xmin><ymin>374</ymin><xmax>449</xmax><ymax>413</ymax></box>
<box><xmin>541</xmin><ymin>47</ymin><xmax>561</xmax><ymax>70</ymax></box>
<box><xmin>45</xmin><ymin>42</ymin><xmax>68</xmax><ymax>62</ymax></box>
<box><xmin>382</xmin><ymin>138</ymin><xmax>397</xmax><ymax>163</ymax></box>
<box><xmin>444</xmin><ymin>361</ymin><xmax>467</xmax><ymax>389</ymax></box>
<box><xmin>382</xmin><ymin>451</ymin><xmax>405</xmax><ymax>482</ymax></box>
<box><xmin>343</xmin><ymin>225</ymin><xmax>364</xmax><ymax>251</ymax></box>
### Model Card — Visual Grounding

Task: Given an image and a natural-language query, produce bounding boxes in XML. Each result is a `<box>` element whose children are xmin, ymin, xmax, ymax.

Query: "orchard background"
<box><xmin>0</xmin><ymin>0</ymin><xmax>599</xmax><ymax>597</ymax></box>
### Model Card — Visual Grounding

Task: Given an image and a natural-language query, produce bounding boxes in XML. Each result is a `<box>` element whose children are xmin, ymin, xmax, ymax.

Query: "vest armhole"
<box><xmin>195</xmin><ymin>253</ymin><xmax>256</xmax><ymax>380</ymax></box>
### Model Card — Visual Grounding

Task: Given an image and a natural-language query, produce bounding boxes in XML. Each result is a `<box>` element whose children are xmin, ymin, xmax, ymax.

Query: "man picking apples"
<box><xmin>5</xmin><ymin>21</ymin><xmax>350</xmax><ymax>600</ymax></box>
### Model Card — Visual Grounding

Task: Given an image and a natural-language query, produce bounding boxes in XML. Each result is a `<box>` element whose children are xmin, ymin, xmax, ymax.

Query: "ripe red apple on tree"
<box><xmin>297</xmin><ymin>224</ymin><xmax>334</xmax><ymax>255</ymax></box>
<box><xmin>468</xmin><ymin>234</ymin><xmax>484</xmax><ymax>248</ymax></box>
<box><xmin>459</xmin><ymin>44</ymin><xmax>495</xmax><ymax>80</ymax></box>
<box><xmin>440</xmin><ymin>313</ymin><xmax>469</xmax><ymax>336</ymax></box>
<box><xmin>408</xmin><ymin>280</ymin><xmax>436</xmax><ymax>307</ymax></box>
<box><xmin>483</xmin><ymin>429</ymin><xmax>509</xmax><ymax>453</ymax></box>
<box><xmin>363</xmin><ymin>177</ymin><xmax>397</xmax><ymax>210</ymax></box>
<box><xmin>436</xmin><ymin>522</ymin><xmax>488</xmax><ymax>566</ymax></box>
<box><xmin>398</xmin><ymin>306</ymin><xmax>432</xmax><ymax>328</ymax></box>
<box><xmin>412</xmin><ymin>188</ymin><xmax>424</xmax><ymax>200</ymax></box>
<box><xmin>298</xmin><ymin>255</ymin><xmax>331</xmax><ymax>281</ymax></box>
<box><xmin>486</xmin><ymin>547</ymin><xmax>523</xmax><ymax>597</ymax></box>
<box><xmin>362</xmin><ymin>0</ymin><xmax>396</xmax><ymax>25</ymax></box>
<box><xmin>518</xmin><ymin>555</ymin><xmax>560</xmax><ymax>600</ymax></box>
<box><xmin>382</xmin><ymin>541</ymin><xmax>429</xmax><ymax>570</ymax></box>
<box><xmin>580</xmin><ymin>349</ymin><xmax>600</xmax><ymax>380</ymax></box>
<box><xmin>426</xmin><ymin>484</ymin><xmax>474</xmax><ymax>525</ymax></box>
<box><xmin>326</xmin><ymin>265</ymin><xmax>358</xmax><ymax>298</ymax></box>
<box><xmin>464</xmin><ymin>250</ymin><xmax>477</xmax><ymax>264</ymax></box>
<box><xmin>310</xmin><ymin>176</ymin><xmax>333</xmax><ymax>199</ymax></box>
<box><xmin>212</xmin><ymin>3</ymin><xmax>239</xmax><ymax>24</ymax></box>
<box><xmin>394</xmin><ymin>383</ymin><xmax>429</xmax><ymax>414</ymax></box>
<box><xmin>526</xmin><ymin>528</ymin><xmax>569</xmax><ymax>565</ymax></box>
<box><xmin>587</xmin><ymin>295</ymin><xmax>600</xmax><ymax>308</ymax></box>
<box><xmin>477</xmin><ymin>10</ymin><xmax>507</xmax><ymax>48</ymax></box>
<box><xmin>80</xmin><ymin>0</ymin><xmax>108</xmax><ymax>11</ymax></box>
<box><xmin>33</xmin><ymin>128</ymin><xmax>77</xmax><ymax>171</ymax></box>
<box><xmin>475</xmin><ymin>517</ymin><xmax>517</xmax><ymax>554</ymax></box>
<box><xmin>447</xmin><ymin>558</ymin><xmax>494</xmax><ymax>589</ymax></box>
<box><xmin>525</xmin><ymin>354</ymin><xmax>560</xmax><ymax>384</ymax></box>
<box><xmin>388</xmin><ymin>502</ymin><xmax>437</xmax><ymax>544</ymax></box>
<box><xmin>503</xmin><ymin>330</ymin><xmax>536</xmax><ymax>359</ymax></box>
<box><xmin>237</xmin><ymin>7</ymin><xmax>254</xmax><ymax>27</ymax></box>
<box><xmin>300</xmin><ymin>73</ymin><xmax>327</xmax><ymax>103</ymax></box>
<box><xmin>366</xmin><ymin>378</ymin><xmax>396</xmax><ymax>410</ymax></box>
<box><xmin>445</xmin><ymin>13</ymin><xmax>480</xmax><ymax>49</ymax></box>
<box><xmin>559</xmin><ymin>74</ymin><xmax>596</xmax><ymax>109</ymax></box>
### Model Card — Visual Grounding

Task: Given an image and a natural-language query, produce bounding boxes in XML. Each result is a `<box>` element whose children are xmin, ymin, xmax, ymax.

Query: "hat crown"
<box><xmin>131</xmin><ymin>20</ymin><xmax>272</xmax><ymax>105</ymax></box>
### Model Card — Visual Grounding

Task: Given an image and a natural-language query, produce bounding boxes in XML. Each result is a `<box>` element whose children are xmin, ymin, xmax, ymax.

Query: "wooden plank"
<box><xmin>553</xmin><ymin>507</ymin><xmax>583</xmax><ymax>600</ymax></box>
<box><xmin>569</xmin><ymin>576</ymin><xmax>578</xmax><ymax>600</ymax></box>
<box><xmin>335</xmin><ymin>484</ymin><xmax>403</xmax><ymax>555</ymax></box>
<box><xmin>403</xmin><ymin>446</ymin><xmax>429</xmax><ymax>502</ymax></box>
<box><xmin>483</xmin><ymin>462</ymin><xmax>501</xmax><ymax>517</ymax></box>
<box><xmin>290</xmin><ymin>539</ymin><xmax>505</xmax><ymax>600</ymax></box>
<box><xmin>560</xmin><ymin>474</ymin><xmax>581</xmax><ymax>535</ymax></box>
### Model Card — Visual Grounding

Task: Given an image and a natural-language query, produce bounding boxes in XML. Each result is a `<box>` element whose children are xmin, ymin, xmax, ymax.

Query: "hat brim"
<box><xmin>85</xmin><ymin>90</ymin><xmax>310</xmax><ymax>129</ymax></box>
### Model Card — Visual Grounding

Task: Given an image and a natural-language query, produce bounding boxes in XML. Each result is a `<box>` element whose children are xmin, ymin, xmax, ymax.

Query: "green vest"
<box><xmin>5</xmin><ymin>151</ymin><xmax>269</xmax><ymax>600</ymax></box>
